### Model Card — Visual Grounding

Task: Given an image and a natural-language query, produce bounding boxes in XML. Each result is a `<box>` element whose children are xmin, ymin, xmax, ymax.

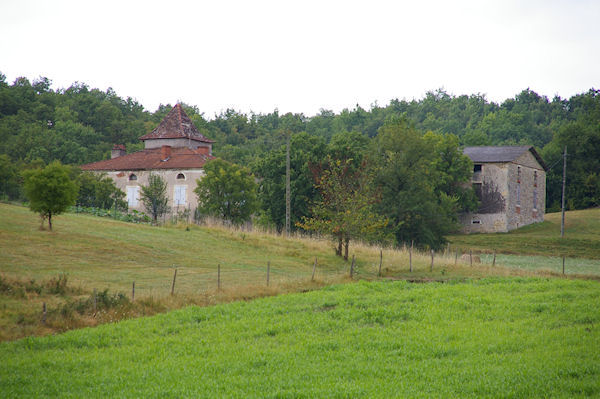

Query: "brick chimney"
<box><xmin>111</xmin><ymin>144</ymin><xmax>126</xmax><ymax>159</ymax></box>
<box><xmin>161</xmin><ymin>145</ymin><xmax>172</xmax><ymax>160</ymax></box>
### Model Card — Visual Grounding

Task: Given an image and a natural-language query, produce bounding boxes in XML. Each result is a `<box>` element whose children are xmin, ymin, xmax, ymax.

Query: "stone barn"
<box><xmin>81</xmin><ymin>104</ymin><xmax>215</xmax><ymax>215</ymax></box>
<box><xmin>460</xmin><ymin>146</ymin><xmax>547</xmax><ymax>233</ymax></box>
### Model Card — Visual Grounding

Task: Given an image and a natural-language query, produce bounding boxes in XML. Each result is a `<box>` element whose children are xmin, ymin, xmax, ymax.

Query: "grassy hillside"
<box><xmin>1</xmin><ymin>278</ymin><xmax>598</xmax><ymax>398</ymax></box>
<box><xmin>1</xmin><ymin>203</ymin><xmax>599</xmax><ymax>341</ymax></box>
<box><xmin>448</xmin><ymin>208</ymin><xmax>600</xmax><ymax>259</ymax></box>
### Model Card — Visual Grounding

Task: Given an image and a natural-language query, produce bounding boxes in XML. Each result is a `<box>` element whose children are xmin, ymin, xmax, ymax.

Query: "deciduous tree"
<box><xmin>195</xmin><ymin>159</ymin><xmax>258</xmax><ymax>225</ymax></box>
<box><xmin>140</xmin><ymin>174</ymin><xmax>169</xmax><ymax>224</ymax></box>
<box><xmin>22</xmin><ymin>161</ymin><xmax>78</xmax><ymax>230</ymax></box>
<box><xmin>298</xmin><ymin>157</ymin><xmax>387</xmax><ymax>260</ymax></box>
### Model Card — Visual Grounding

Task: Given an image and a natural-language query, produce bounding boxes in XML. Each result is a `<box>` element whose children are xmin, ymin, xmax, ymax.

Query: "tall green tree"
<box><xmin>195</xmin><ymin>159</ymin><xmax>258</xmax><ymax>225</ymax></box>
<box><xmin>0</xmin><ymin>154</ymin><xmax>21</xmax><ymax>200</ymax></box>
<box><xmin>371</xmin><ymin>119</ymin><xmax>472</xmax><ymax>249</ymax></box>
<box><xmin>254</xmin><ymin>132</ymin><xmax>326</xmax><ymax>231</ymax></box>
<box><xmin>22</xmin><ymin>161</ymin><xmax>78</xmax><ymax>230</ymax></box>
<box><xmin>140</xmin><ymin>174</ymin><xmax>169</xmax><ymax>224</ymax></box>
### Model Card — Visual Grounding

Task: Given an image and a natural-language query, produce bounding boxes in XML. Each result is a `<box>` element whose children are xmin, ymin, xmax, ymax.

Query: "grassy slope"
<box><xmin>1</xmin><ymin>278</ymin><xmax>598</xmax><ymax>398</ymax></box>
<box><xmin>2</xmin><ymin>203</ymin><xmax>599</xmax><ymax>341</ymax></box>
<box><xmin>448</xmin><ymin>208</ymin><xmax>600</xmax><ymax>259</ymax></box>
<box><xmin>0</xmin><ymin>203</ymin><xmax>349</xmax><ymax>293</ymax></box>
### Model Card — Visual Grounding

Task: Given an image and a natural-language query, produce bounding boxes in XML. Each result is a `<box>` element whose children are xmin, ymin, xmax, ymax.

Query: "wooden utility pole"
<box><xmin>285</xmin><ymin>132</ymin><xmax>291</xmax><ymax>237</ymax></box>
<box><xmin>561</xmin><ymin>146</ymin><xmax>567</xmax><ymax>238</ymax></box>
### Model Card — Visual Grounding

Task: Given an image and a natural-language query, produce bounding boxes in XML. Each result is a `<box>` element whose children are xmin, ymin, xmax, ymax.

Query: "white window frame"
<box><xmin>174</xmin><ymin>185</ymin><xmax>187</xmax><ymax>206</ymax></box>
<box><xmin>127</xmin><ymin>186</ymin><xmax>140</xmax><ymax>208</ymax></box>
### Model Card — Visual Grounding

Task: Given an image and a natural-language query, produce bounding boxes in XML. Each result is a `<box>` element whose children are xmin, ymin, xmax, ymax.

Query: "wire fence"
<box><xmin>77</xmin><ymin>247</ymin><xmax>600</xmax><ymax>303</ymax></box>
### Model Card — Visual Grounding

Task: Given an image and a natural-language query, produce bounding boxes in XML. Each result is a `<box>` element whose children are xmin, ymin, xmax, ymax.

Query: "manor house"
<box><xmin>460</xmin><ymin>146</ymin><xmax>547</xmax><ymax>233</ymax></box>
<box><xmin>81</xmin><ymin>104</ymin><xmax>214</xmax><ymax>213</ymax></box>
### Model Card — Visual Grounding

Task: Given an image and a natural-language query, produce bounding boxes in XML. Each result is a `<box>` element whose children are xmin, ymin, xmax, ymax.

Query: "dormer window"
<box><xmin>129</xmin><ymin>174</ymin><xmax>137</xmax><ymax>181</ymax></box>
<box><xmin>176</xmin><ymin>173</ymin><xmax>185</xmax><ymax>180</ymax></box>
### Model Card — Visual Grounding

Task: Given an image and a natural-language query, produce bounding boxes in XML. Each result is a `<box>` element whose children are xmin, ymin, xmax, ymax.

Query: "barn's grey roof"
<box><xmin>463</xmin><ymin>146</ymin><xmax>547</xmax><ymax>170</ymax></box>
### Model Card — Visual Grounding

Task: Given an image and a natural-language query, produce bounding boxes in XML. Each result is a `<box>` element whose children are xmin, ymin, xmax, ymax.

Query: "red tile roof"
<box><xmin>81</xmin><ymin>147</ymin><xmax>214</xmax><ymax>171</ymax></box>
<box><xmin>139</xmin><ymin>104</ymin><xmax>214</xmax><ymax>143</ymax></box>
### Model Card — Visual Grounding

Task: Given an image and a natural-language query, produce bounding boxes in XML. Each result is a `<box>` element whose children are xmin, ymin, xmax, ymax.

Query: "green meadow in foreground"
<box><xmin>1</xmin><ymin>278</ymin><xmax>598</xmax><ymax>398</ymax></box>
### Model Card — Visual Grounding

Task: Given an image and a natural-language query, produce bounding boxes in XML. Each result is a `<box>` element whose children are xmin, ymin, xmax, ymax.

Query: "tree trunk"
<box><xmin>48</xmin><ymin>212</ymin><xmax>52</xmax><ymax>231</ymax></box>
<box><xmin>336</xmin><ymin>235</ymin><xmax>342</xmax><ymax>257</ymax></box>
<box><xmin>344</xmin><ymin>236</ymin><xmax>349</xmax><ymax>261</ymax></box>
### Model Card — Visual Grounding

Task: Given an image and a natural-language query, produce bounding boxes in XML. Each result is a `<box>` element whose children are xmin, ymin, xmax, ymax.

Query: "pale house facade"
<box><xmin>460</xmin><ymin>146</ymin><xmax>547</xmax><ymax>233</ymax></box>
<box><xmin>81</xmin><ymin>104</ymin><xmax>214</xmax><ymax>214</ymax></box>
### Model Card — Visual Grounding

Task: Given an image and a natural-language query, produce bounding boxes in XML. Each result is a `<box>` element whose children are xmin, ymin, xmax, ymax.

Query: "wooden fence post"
<box><xmin>132</xmin><ymin>281</ymin><xmax>135</xmax><ymax>302</ymax></box>
<box><xmin>469</xmin><ymin>250</ymin><xmax>473</xmax><ymax>266</ymax></box>
<box><xmin>455</xmin><ymin>250</ymin><xmax>458</xmax><ymax>266</ymax></box>
<box><xmin>562</xmin><ymin>256</ymin><xmax>565</xmax><ymax>275</ymax></box>
<box><xmin>409</xmin><ymin>240</ymin><xmax>413</xmax><ymax>272</ymax></box>
<box><xmin>311</xmin><ymin>257</ymin><xmax>317</xmax><ymax>282</ymax></box>
<box><xmin>93</xmin><ymin>288</ymin><xmax>97</xmax><ymax>314</ymax></box>
<box><xmin>350</xmin><ymin>255</ymin><xmax>355</xmax><ymax>279</ymax></box>
<box><xmin>267</xmin><ymin>261</ymin><xmax>270</xmax><ymax>287</ymax></box>
<box><xmin>217</xmin><ymin>264</ymin><xmax>221</xmax><ymax>291</ymax></box>
<box><xmin>378</xmin><ymin>249</ymin><xmax>383</xmax><ymax>277</ymax></box>
<box><xmin>171</xmin><ymin>268</ymin><xmax>177</xmax><ymax>296</ymax></box>
<box><xmin>430</xmin><ymin>250</ymin><xmax>434</xmax><ymax>272</ymax></box>
<box><xmin>42</xmin><ymin>302</ymin><xmax>46</xmax><ymax>324</ymax></box>
<box><xmin>492</xmin><ymin>250</ymin><xmax>496</xmax><ymax>267</ymax></box>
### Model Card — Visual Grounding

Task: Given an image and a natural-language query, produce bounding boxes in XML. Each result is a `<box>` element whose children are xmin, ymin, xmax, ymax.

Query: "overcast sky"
<box><xmin>1</xmin><ymin>0</ymin><xmax>599</xmax><ymax>117</ymax></box>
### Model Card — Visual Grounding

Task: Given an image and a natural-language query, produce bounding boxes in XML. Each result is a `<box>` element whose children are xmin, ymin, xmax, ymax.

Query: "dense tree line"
<box><xmin>1</xmin><ymin>72</ymin><xmax>598</xmax><ymax>248</ymax></box>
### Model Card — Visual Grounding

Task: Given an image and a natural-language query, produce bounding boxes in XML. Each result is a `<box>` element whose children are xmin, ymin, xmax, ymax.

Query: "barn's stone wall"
<box><xmin>104</xmin><ymin>169</ymin><xmax>205</xmax><ymax>214</ymax></box>
<box><xmin>506</xmin><ymin>152</ymin><xmax>546</xmax><ymax>230</ymax></box>
<box><xmin>460</xmin><ymin>162</ymin><xmax>509</xmax><ymax>233</ymax></box>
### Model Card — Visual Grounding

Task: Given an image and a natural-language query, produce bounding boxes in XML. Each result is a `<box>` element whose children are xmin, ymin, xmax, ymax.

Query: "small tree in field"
<box><xmin>140</xmin><ymin>174</ymin><xmax>169</xmax><ymax>224</ymax></box>
<box><xmin>298</xmin><ymin>157</ymin><xmax>388</xmax><ymax>260</ymax></box>
<box><xmin>194</xmin><ymin>159</ymin><xmax>258</xmax><ymax>225</ymax></box>
<box><xmin>23</xmin><ymin>161</ymin><xmax>78</xmax><ymax>230</ymax></box>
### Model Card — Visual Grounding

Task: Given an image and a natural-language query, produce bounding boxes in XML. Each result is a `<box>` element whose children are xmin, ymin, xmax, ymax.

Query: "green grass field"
<box><xmin>1</xmin><ymin>278</ymin><xmax>598</xmax><ymax>398</ymax></box>
<box><xmin>448</xmin><ymin>208</ymin><xmax>600</xmax><ymax>259</ymax></box>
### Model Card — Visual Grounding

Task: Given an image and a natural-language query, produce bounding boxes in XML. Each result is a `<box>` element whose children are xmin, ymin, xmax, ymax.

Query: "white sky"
<box><xmin>1</xmin><ymin>0</ymin><xmax>599</xmax><ymax>117</ymax></box>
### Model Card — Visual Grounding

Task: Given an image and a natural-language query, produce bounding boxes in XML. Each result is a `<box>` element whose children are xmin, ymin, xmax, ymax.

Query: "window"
<box><xmin>473</xmin><ymin>164</ymin><xmax>482</xmax><ymax>173</ymax></box>
<box><xmin>127</xmin><ymin>186</ymin><xmax>139</xmax><ymax>207</ymax></box>
<box><xmin>176</xmin><ymin>173</ymin><xmax>185</xmax><ymax>180</ymax></box>
<box><xmin>472</xmin><ymin>219</ymin><xmax>481</xmax><ymax>224</ymax></box>
<box><xmin>129</xmin><ymin>174</ymin><xmax>137</xmax><ymax>181</ymax></box>
<box><xmin>533</xmin><ymin>171</ymin><xmax>537</xmax><ymax>187</ymax></box>
<box><xmin>517</xmin><ymin>166</ymin><xmax>521</xmax><ymax>183</ymax></box>
<box><xmin>174</xmin><ymin>185</ymin><xmax>187</xmax><ymax>206</ymax></box>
